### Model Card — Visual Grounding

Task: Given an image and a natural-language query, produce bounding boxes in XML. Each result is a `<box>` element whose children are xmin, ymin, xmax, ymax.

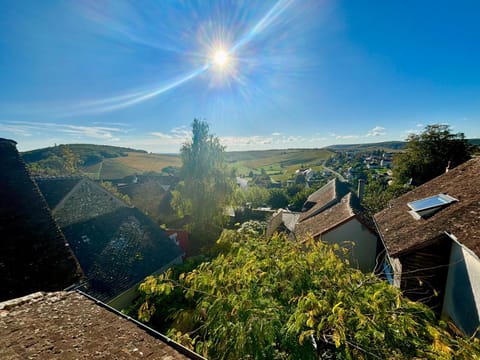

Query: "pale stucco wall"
<box><xmin>320</xmin><ymin>218</ymin><xmax>378</xmax><ymax>272</ymax></box>
<box><xmin>442</xmin><ymin>241</ymin><xmax>480</xmax><ymax>336</ymax></box>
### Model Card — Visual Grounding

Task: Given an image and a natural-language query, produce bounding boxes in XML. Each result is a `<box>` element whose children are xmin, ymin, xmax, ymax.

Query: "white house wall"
<box><xmin>442</xmin><ymin>241</ymin><xmax>480</xmax><ymax>336</ymax></box>
<box><xmin>321</xmin><ymin>218</ymin><xmax>377</xmax><ymax>272</ymax></box>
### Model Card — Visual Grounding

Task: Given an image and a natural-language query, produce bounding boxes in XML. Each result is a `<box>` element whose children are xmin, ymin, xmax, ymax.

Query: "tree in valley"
<box><xmin>268</xmin><ymin>188</ymin><xmax>289</xmax><ymax>209</ymax></box>
<box><xmin>236</xmin><ymin>185</ymin><xmax>270</xmax><ymax>208</ymax></box>
<box><xmin>171</xmin><ymin>119</ymin><xmax>235</xmax><ymax>251</ymax></box>
<box><xmin>393</xmin><ymin>124</ymin><xmax>472</xmax><ymax>186</ymax></box>
<box><xmin>361</xmin><ymin>176</ymin><xmax>412</xmax><ymax>216</ymax></box>
<box><xmin>137</xmin><ymin>230</ymin><xmax>480</xmax><ymax>359</ymax></box>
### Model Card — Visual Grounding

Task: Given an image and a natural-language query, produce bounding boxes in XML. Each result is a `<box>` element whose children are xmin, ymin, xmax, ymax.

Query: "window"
<box><xmin>408</xmin><ymin>194</ymin><xmax>457</xmax><ymax>219</ymax></box>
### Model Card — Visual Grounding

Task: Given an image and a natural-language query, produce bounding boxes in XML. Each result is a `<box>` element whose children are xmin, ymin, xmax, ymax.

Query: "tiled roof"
<box><xmin>0</xmin><ymin>291</ymin><xmax>202</xmax><ymax>359</ymax></box>
<box><xmin>51</xmin><ymin>178</ymin><xmax>127</xmax><ymax>228</ymax></box>
<box><xmin>35</xmin><ymin>177</ymin><xmax>82</xmax><ymax>209</ymax></box>
<box><xmin>299</xmin><ymin>178</ymin><xmax>351</xmax><ymax>222</ymax></box>
<box><xmin>374</xmin><ymin>158</ymin><xmax>480</xmax><ymax>258</ymax></box>
<box><xmin>38</xmin><ymin>178</ymin><xmax>184</xmax><ymax>302</ymax></box>
<box><xmin>0</xmin><ymin>139</ymin><xmax>83</xmax><ymax>301</ymax></box>
<box><xmin>64</xmin><ymin>207</ymin><xmax>184</xmax><ymax>301</ymax></box>
<box><xmin>295</xmin><ymin>193</ymin><xmax>357</xmax><ymax>240</ymax></box>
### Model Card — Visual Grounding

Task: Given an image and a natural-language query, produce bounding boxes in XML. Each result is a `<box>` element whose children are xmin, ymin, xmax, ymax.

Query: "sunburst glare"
<box><xmin>8</xmin><ymin>0</ymin><xmax>318</xmax><ymax>117</ymax></box>
<box><xmin>213</xmin><ymin>49</ymin><xmax>229</xmax><ymax>67</ymax></box>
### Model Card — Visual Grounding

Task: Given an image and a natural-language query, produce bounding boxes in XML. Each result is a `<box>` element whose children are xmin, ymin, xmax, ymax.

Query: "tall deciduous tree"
<box><xmin>138</xmin><ymin>230</ymin><xmax>480</xmax><ymax>359</ymax></box>
<box><xmin>171</xmin><ymin>119</ymin><xmax>234</xmax><ymax>250</ymax></box>
<box><xmin>393</xmin><ymin>124</ymin><xmax>472</xmax><ymax>186</ymax></box>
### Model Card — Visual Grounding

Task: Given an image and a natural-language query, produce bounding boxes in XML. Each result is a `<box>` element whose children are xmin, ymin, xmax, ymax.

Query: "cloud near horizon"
<box><xmin>0</xmin><ymin>121</ymin><xmax>128</xmax><ymax>141</ymax></box>
<box><xmin>366</xmin><ymin>126</ymin><xmax>386</xmax><ymax>137</ymax></box>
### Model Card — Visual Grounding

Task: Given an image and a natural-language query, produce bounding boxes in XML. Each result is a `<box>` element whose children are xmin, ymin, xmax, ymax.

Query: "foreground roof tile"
<box><xmin>0</xmin><ymin>291</ymin><xmax>203</xmax><ymax>360</ymax></box>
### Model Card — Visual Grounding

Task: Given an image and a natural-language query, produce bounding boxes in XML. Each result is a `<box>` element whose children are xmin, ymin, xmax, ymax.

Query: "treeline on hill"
<box><xmin>22</xmin><ymin>144</ymin><xmax>146</xmax><ymax>176</ymax></box>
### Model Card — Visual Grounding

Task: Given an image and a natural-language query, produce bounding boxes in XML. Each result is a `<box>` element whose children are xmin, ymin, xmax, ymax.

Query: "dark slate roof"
<box><xmin>0</xmin><ymin>139</ymin><xmax>83</xmax><ymax>302</ymax></box>
<box><xmin>63</xmin><ymin>207</ymin><xmax>184</xmax><ymax>301</ymax></box>
<box><xmin>35</xmin><ymin>177</ymin><xmax>82</xmax><ymax>209</ymax></box>
<box><xmin>0</xmin><ymin>291</ymin><xmax>203</xmax><ymax>359</ymax></box>
<box><xmin>374</xmin><ymin>158</ymin><xmax>480</xmax><ymax>258</ymax></box>
<box><xmin>296</xmin><ymin>192</ymin><xmax>369</xmax><ymax>240</ymax></box>
<box><xmin>51</xmin><ymin>178</ymin><xmax>128</xmax><ymax>228</ymax></box>
<box><xmin>299</xmin><ymin>178</ymin><xmax>351</xmax><ymax>222</ymax></box>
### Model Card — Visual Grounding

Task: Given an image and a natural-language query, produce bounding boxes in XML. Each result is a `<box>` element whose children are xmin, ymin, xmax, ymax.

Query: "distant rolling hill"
<box><xmin>21</xmin><ymin>139</ymin><xmax>479</xmax><ymax>180</ymax></box>
<box><xmin>325</xmin><ymin>139</ymin><xmax>480</xmax><ymax>152</ymax></box>
<box><xmin>325</xmin><ymin>141</ymin><xmax>406</xmax><ymax>152</ymax></box>
<box><xmin>22</xmin><ymin>144</ymin><xmax>181</xmax><ymax>180</ymax></box>
<box><xmin>22</xmin><ymin>144</ymin><xmax>147</xmax><ymax>165</ymax></box>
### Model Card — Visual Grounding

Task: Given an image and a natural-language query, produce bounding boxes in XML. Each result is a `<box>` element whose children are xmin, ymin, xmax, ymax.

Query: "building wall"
<box><xmin>442</xmin><ymin>241</ymin><xmax>480</xmax><ymax>336</ymax></box>
<box><xmin>397</xmin><ymin>236</ymin><xmax>451</xmax><ymax>313</ymax></box>
<box><xmin>320</xmin><ymin>218</ymin><xmax>378</xmax><ymax>272</ymax></box>
<box><xmin>266</xmin><ymin>210</ymin><xmax>285</xmax><ymax>237</ymax></box>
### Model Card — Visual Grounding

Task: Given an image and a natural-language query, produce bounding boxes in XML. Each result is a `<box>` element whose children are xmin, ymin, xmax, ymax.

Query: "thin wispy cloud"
<box><xmin>0</xmin><ymin>121</ymin><xmax>128</xmax><ymax>141</ymax></box>
<box><xmin>150</xmin><ymin>126</ymin><xmax>191</xmax><ymax>145</ymax></box>
<box><xmin>366</xmin><ymin>126</ymin><xmax>386</xmax><ymax>137</ymax></box>
<box><xmin>336</xmin><ymin>135</ymin><xmax>359</xmax><ymax>140</ymax></box>
<box><xmin>4</xmin><ymin>0</ymin><xmax>301</xmax><ymax>119</ymax></box>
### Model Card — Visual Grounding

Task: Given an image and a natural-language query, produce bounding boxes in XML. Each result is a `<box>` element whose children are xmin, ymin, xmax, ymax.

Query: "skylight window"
<box><xmin>408</xmin><ymin>194</ymin><xmax>458</xmax><ymax>219</ymax></box>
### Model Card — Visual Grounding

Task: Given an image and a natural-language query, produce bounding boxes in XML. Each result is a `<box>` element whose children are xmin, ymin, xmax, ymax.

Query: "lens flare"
<box><xmin>213</xmin><ymin>49</ymin><xmax>229</xmax><ymax>67</ymax></box>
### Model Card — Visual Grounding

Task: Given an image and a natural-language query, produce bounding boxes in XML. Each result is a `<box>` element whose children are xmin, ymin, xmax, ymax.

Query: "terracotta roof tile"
<box><xmin>374</xmin><ymin>158</ymin><xmax>480</xmax><ymax>257</ymax></box>
<box><xmin>299</xmin><ymin>178</ymin><xmax>350</xmax><ymax>222</ymax></box>
<box><xmin>295</xmin><ymin>193</ymin><xmax>356</xmax><ymax>240</ymax></box>
<box><xmin>0</xmin><ymin>291</ymin><xmax>201</xmax><ymax>359</ymax></box>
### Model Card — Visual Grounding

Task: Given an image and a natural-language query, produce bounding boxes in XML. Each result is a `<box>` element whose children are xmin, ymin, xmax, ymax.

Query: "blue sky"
<box><xmin>1</xmin><ymin>0</ymin><xmax>479</xmax><ymax>152</ymax></box>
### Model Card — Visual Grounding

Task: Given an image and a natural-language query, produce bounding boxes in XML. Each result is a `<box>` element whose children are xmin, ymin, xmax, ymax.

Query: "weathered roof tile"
<box><xmin>0</xmin><ymin>291</ymin><xmax>201</xmax><ymax>359</ymax></box>
<box><xmin>374</xmin><ymin>157</ymin><xmax>480</xmax><ymax>257</ymax></box>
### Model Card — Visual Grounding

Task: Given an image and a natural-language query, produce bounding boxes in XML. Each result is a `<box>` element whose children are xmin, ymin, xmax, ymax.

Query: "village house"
<box><xmin>295</xmin><ymin>167</ymin><xmax>314</xmax><ymax>182</ymax></box>
<box><xmin>268</xmin><ymin>178</ymin><xmax>379</xmax><ymax>272</ymax></box>
<box><xmin>35</xmin><ymin>177</ymin><xmax>185</xmax><ymax>308</ymax></box>
<box><xmin>374</xmin><ymin>157</ymin><xmax>480</xmax><ymax>336</ymax></box>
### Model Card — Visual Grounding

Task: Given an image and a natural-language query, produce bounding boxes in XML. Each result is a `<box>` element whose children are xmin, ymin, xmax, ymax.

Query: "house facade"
<box><xmin>374</xmin><ymin>158</ymin><xmax>480</xmax><ymax>336</ymax></box>
<box><xmin>268</xmin><ymin>178</ymin><xmax>379</xmax><ymax>272</ymax></box>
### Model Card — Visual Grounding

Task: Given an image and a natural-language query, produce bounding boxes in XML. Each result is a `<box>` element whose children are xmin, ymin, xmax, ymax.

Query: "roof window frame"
<box><xmin>407</xmin><ymin>193</ymin><xmax>458</xmax><ymax>219</ymax></box>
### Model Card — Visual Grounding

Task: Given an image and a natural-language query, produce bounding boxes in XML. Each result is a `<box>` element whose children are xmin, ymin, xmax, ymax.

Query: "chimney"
<box><xmin>446</xmin><ymin>161</ymin><xmax>451</xmax><ymax>173</ymax></box>
<box><xmin>357</xmin><ymin>179</ymin><xmax>365</xmax><ymax>201</ymax></box>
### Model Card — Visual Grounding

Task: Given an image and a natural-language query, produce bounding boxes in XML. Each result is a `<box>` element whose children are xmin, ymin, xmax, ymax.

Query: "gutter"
<box><xmin>76</xmin><ymin>289</ymin><xmax>207</xmax><ymax>360</ymax></box>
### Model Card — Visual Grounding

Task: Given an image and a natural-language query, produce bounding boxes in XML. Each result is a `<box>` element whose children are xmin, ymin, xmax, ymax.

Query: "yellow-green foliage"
<box><xmin>138</xmin><ymin>231</ymin><xmax>480</xmax><ymax>359</ymax></box>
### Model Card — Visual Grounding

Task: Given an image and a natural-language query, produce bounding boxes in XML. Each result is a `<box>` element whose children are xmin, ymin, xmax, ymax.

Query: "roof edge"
<box><xmin>76</xmin><ymin>290</ymin><xmax>206</xmax><ymax>360</ymax></box>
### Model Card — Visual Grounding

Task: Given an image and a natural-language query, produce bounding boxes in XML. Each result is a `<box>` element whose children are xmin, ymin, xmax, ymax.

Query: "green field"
<box><xmin>27</xmin><ymin>141</ymin><xmax>431</xmax><ymax>181</ymax></box>
<box><xmin>85</xmin><ymin>152</ymin><xmax>181</xmax><ymax>179</ymax></box>
<box><xmin>80</xmin><ymin>148</ymin><xmax>334</xmax><ymax>180</ymax></box>
<box><xmin>226</xmin><ymin>148</ymin><xmax>333</xmax><ymax>180</ymax></box>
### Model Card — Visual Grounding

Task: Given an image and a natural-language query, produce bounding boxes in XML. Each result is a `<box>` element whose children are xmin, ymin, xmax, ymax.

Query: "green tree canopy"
<box><xmin>393</xmin><ymin>124</ymin><xmax>472</xmax><ymax>186</ymax></box>
<box><xmin>171</xmin><ymin>119</ymin><xmax>235</xmax><ymax>250</ymax></box>
<box><xmin>137</xmin><ymin>230</ymin><xmax>480</xmax><ymax>359</ymax></box>
<box><xmin>268</xmin><ymin>188</ymin><xmax>289</xmax><ymax>209</ymax></box>
<box><xmin>361</xmin><ymin>176</ymin><xmax>412</xmax><ymax>216</ymax></box>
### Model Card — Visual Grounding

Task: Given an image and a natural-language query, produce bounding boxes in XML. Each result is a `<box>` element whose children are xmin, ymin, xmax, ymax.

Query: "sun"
<box><xmin>212</xmin><ymin>49</ymin><xmax>229</xmax><ymax>67</ymax></box>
